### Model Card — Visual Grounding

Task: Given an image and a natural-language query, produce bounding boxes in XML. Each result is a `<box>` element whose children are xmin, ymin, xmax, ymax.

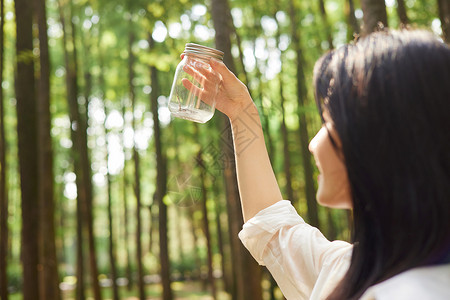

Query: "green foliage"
<box><xmin>140</xmin><ymin>51</ymin><xmax>173</xmax><ymax>72</ymax></box>
<box><xmin>1</xmin><ymin>0</ymin><xmax>445</xmax><ymax>297</ymax></box>
<box><xmin>16</xmin><ymin>49</ymin><xmax>34</xmax><ymax>65</ymax></box>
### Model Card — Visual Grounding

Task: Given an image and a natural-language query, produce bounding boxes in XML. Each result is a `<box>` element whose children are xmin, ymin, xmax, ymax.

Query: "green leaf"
<box><xmin>140</xmin><ymin>52</ymin><xmax>173</xmax><ymax>72</ymax></box>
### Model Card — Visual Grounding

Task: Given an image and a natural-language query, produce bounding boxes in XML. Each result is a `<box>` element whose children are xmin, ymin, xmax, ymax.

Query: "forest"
<box><xmin>0</xmin><ymin>0</ymin><xmax>448</xmax><ymax>299</ymax></box>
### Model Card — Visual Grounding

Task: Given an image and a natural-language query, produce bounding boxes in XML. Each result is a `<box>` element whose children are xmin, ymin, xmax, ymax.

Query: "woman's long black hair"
<box><xmin>313</xmin><ymin>30</ymin><xmax>450</xmax><ymax>299</ymax></box>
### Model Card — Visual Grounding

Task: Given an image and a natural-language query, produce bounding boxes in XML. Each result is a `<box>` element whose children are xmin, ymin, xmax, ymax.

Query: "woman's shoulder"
<box><xmin>360</xmin><ymin>263</ymin><xmax>450</xmax><ymax>300</ymax></box>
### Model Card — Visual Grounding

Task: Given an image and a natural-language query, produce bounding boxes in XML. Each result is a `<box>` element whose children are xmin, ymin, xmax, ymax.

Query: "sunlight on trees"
<box><xmin>0</xmin><ymin>0</ymin><xmax>447</xmax><ymax>299</ymax></box>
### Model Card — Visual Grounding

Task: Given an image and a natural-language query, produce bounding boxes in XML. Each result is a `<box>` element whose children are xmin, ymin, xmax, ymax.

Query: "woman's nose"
<box><xmin>309</xmin><ymin>135</ymin><xmax>317</xmax><ymax>154</ymax></box>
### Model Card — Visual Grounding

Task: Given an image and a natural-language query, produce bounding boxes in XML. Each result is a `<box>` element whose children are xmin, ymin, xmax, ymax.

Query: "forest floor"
<box><xmin>8</xmin><ymin>280</ymin><xmax>231</xmax><ymax>300</ymax></box>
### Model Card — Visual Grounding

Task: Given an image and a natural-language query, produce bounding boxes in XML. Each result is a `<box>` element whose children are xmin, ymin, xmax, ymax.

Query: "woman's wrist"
<box><xmin>228</xmin><ymin>101</ymin><xmax>260</xmax><ymax>125</ymax></box>
<box><xmin>229</xmin><ymin>102</ymin><xmax>264</xmax><ymax>159</ymax></box>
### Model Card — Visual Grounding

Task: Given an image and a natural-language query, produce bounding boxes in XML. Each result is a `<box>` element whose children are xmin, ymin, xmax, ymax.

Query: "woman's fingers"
<box><xmin>183</xmin><ymin>64</ymin><xmax>221</xmax><ymax>94</ymax></box>
<box><xmin>184</xmin><ymin>63</ymin><xmax>221</xmax><ymax>86</ymax></box>
<box><xmin>181</xmin><ymin>78</ymin><xmax>200</xmax><ymax>96</ymax></box>
<box><xmin>210</xmin><ymin>58</ymin><xmax>236</xmax><ymax>82</ymax></box>
<box><xmin>181</xmin><ymin>78</ymin><xmax>215</xmax><ymax>106</ymax></box>
<box><xmin>178</xmin><ymin>59</ymin><xmax>229</xmax><ymax>109</ymax></box>
<box><xmin>183</xmin><ymin>65</ymin><xmax>206</xmax><ymax>83</ymax></box>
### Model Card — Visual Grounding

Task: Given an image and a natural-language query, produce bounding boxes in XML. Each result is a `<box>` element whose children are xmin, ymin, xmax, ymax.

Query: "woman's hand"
<box><xmin>180</xmin><ymin>54</ymin><xmax>254</xmax><ymax>121</ymax></box>
<box><xmin>180</xmin><ymin>55</ymin><xmax>281</xmax><ymax>222</ymax></box>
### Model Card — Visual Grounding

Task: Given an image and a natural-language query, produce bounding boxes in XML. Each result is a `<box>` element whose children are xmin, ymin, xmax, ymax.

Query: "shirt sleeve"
<box><xmin>238</xmin><ymin>200</ymin><xmax>353</xmax><ymax>299</ymax></box>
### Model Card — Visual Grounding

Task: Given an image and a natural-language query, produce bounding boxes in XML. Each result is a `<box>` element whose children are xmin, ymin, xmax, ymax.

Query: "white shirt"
<box><xmin>238</xmin><ymin>200</ymin><xmax>450</xmax><ymax>299</ymax></box>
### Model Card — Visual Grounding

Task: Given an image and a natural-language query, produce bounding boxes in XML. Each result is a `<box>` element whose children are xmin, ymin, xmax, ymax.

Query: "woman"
<box><xmin>182</xmin><ymin>30</ymin><xmax>450</xmax><ymax>299</ymax></box>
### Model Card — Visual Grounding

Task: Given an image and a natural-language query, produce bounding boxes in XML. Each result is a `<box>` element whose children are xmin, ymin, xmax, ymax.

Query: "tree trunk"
<box><xmin>173</xmin><ymin>206</ymin><xmax>186</xmax><ymax>279</ymax></box>
<box><xmin>75</xmin><ymin>15</ymin><xmax>102</xmax><ymax>300</ymax></box>
<box><xmin>325</xmin><ymin>209</ymin><xmax>337</xmax><ymax>240</ymax></box>
<box><xmin>75</xmin><ymin>177</ymin><xmax>86</xmax><ymax>300</ymax></box>
<box><xmin>213</xmin><ymin>187</ymin><xmax>232</xmax><ymax>294</ymax></box>
<box><xmin>96</xmin><ymin>21</ymin><xmax>119</xmax><ymax>299</ymax></box>
<box><xmin>149</xmin><ymin>34</ymin><xmax>173</xmax><ymax>300</ymax></box>
<box><xmin>396</xmin><ymin>0</ymin><xmax>409</xmax><ymax>26</ymax></box>
<box><xmin>310</xmin><ymin>1</ymin><xmax>340</xmax><ymax>238</ymax></box>
<box><xmin>34</xmin><ymin>0</ymin><xmax>60</xmax><ymax>298</ymax></box>
<box><xmin>196</xmin><ymin>146</ymin><xmax>217</xmax><ymax>299</ymax></box>
<box><xmin>132</xmin><ymin>83</ymin><xmax>145</xmax><ymax>300</ymax></box>
<box><xmin>289</xmin><ymin>0</ymin><xmax>320</xmax><ymax>228</ymax></box>
<box><xmin>121</xmin><ymin>101</ymin><xmax>133</xmax><ymax>290</ymax></box>
<box><xmin>148</xmin><ymin>202</ymin><xmax>154</xmax><ymax>259</ymax></box>
<box><xmin>360</xmin><ymin>0</ymin><xmax>388</xmax><ymax>35</ymax></box>
<box><xmin>229</xmin><ymin>15</ymin><xmax>251</xmax><ymax>93</ymax></box>
<box><xmin>254</xmin><ymin>57</ymin><xmax>274</xmax><ymax>164</ymax></box>
<box><xmin>224</xmin><ymin>19</ymin><xmax>264</xmax><ymax>296</ymax></box>
<box><xmin>345</xmin><ymin>0</ymin><xmax>360</xmax><ymax>40</ymax></box>
<box><xmin>58</xmin><ymin>1</ymin><xmax>86</xmax><ymax>298</ymax></box>
<box><xmin>438</xmin><ymin>0</ymin><xmax>450</xmax><ymax>43</ymax></box>
<box><xmin>188</xmin><ymin>206</ymin><xmax>202</xmax><ymax>280</ymax></box>
<box><xmin>128</xmin><ymin>28</ymin><xmax>146</xmax><ymax>300</ymax></box>
<box><xmin>171</xmin><ymin>132</ymin><xmax>186</xmax><ymax>280</ymax></box>
<box><xmin>104</xmin><ymin>107</ymin><xmax>120</xmax><ymax>300</ymax></box>
<box><xmin>106</xmin><ymin>151</ymin><xmax>119</xmax><ymax>300</ymax></box>
<box><xmin>14</xmin><ymin>0</ymin><xmax>40</xmax><ymax>298</ymax></box>
<box><xmin>56</xmin><ymin>184</ymin><xmax>67</xmax><ymax>275</ymax></box>
<box><xmin>318</xmin><ymin>0</ymin><xmax>334</xmax><ymax>49</ymax></box>
<box><xmin>279</xmin><ymin>79</ymin><xmax>294</xmax><ymax>202</ymax></box>
<box><xmin>0</xmin><ymin>0</ymin><xmax>8</xmax><ymax>297</ymax></box>
<box><xmin>252</xmin><ymin>24</ymin><xmax>274</xmax><ymax>163</ymax></box>
<box><xmin>210</xmin><ymin>1</ymin><xmax>263</xmax><ymax>300</ymax></box>
<box><xmin>274</xmin><ymin>10</ymin><xmax>294</xmax><ymax>204</ymax></box>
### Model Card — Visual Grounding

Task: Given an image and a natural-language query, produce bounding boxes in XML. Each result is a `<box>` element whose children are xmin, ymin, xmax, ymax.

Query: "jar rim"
<box><xmin>184</xmin><ymin>43</ymin><xmax>224</xmax><ymax>61</ymax></box>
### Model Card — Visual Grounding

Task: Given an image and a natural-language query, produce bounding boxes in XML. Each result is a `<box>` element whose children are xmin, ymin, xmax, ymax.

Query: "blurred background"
<box><xmin>1</xmin><ymin>0</ymin><xmax>448</xmax><ymax>299</ymax></box>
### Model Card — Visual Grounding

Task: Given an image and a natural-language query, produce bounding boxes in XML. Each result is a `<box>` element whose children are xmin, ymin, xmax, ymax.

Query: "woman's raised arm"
<box><xmin>184</xmin><ymin>58</ymin><xmax>283</xmax><ymax>221</ymax></box>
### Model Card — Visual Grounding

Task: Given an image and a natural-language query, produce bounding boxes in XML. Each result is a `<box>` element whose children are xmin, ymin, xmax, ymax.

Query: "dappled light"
<box><xmin>1</xmin><ymin>0</ymin><xmax>448</xmax><ymax>299</ymax></box>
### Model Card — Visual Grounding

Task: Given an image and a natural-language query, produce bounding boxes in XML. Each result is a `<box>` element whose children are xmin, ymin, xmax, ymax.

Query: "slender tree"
<box><xmin>149</xmin><ymin>33</ymin><xmax>173</xmax><ymax>300</ymax></box>
<box><xmin>71</xmin><ymin>2</ymin><xmax>103</xmax><ymax>297</ymax></box>
<box><xmin>212</xmin><ymin>184</ymin><xmax>232</xmax><ymax>295</ymax></box>
<box><xmin>233</xmin><ymin>10</ymin><xmax>282</xmax><ymax>296</ymax></box>
<box><xmin>196</xmin><ymin>144</ymin><xmax>217</xmax><ymax>298</ymax></box>
<box><xmin>188</xmin><ymin>205</ymin><xmax>202</xmax><ymax>280</ymax></box>
<box><xmin>121</xmin><ymin>101</ymin><xmax>133</xmax><ymax>290</ymax></box>
<box><xmin>128</xmin><ymin>26</ymin><xmax>146</xmax><ymax>300</ymax></box>
<box><xmin>75</xmin><ymin>14</ymin><xmax>102</xmax><ymax>300</ymax></box>
<box><xmin>396</xmin><ymin>0</ymin><xmax>409</xmax><ymax>26</ymax></box>
<box><xmin>173</xmin><ymin>206</ymin><xmax>186</xmax><ymax>278</ymax></box>
<box><xmin>229</xmin><ymin>10</ymin><xmax>250</xmax><ymax>92</ymax></box>
<box><xmin>0</xmin><ymin>0</ymin><xmax>8</xmax><ymax>298</ymax></box>
<box><xmin>211</xmin><ymin>1</ymin><xmax>263</xmax><ymax>299</ymax></box>
<box><xmin>254</xmin><ymin>52</ymin><xmax>274</xmax><ymax>164</ymax></box>
<box><xmin>14</xmin><ymin>0</ymin><xmax>40</xmax><ymax>298</ymax></box>
<box><xmin>55</xmin><ymin>184</ymin><xmax>67</xmax><ymax>273</ymax></box>
<box><xmin>171</xmin><ymin>130</ymin><xmax>187</xmax><ymax>280</ymax></box>
<box><xmin>345</xmin><ymin>0</ymin><xmax>360</xmax><ymax>40</ymax></box>
<box><xmin>274</xmin><ymin>8</ymin><xmax>295</xmax><ymax>205</ymax></box>
<box><xmin>438</xmin><ymin>0</ymin><xmax>450</xmax><ymax>43</ymax></box>
<box><xmin>96</xmin><ymin>18</ymin><xmax>120</xmax><ymax>299</ymax></box>
<box><xmin>147</xmin><ymin>202</ymin><xmax>154</xmax><ymax>255</ymax></box>
<box><xmin>251</xmin><ymin>20</ymin><xmax>275</xmax><ymax>163</ymax></box>
<box><xmin>360</xmin><ymin>0</ymin><xmax>388</xmax><ymax>35</ymax></box>
<box><xmin>211</xmin><ymin>3</ymin><xmax>242</xmax><ymax>295</ymax></box>
<box><xmin>104</xmin><ymin>107</ymin><xmax>120</xmax><ymax>300</ymax></box>
<box><xmin>279</xmin><ymin>70</ymin><xmax>295</xmax><ymax>203</ymax></box>
<box><xmin>318</xmin><ymin>0</ymin><xmax>335</xmax><ymax>49</ymax></box>
<box><xmin>34</xmin><ymin>0</ymin><xmax>60</xmax><ymax>298</ymax></box>
<box><xmin>58</xmin><ymin>1</ymin><xmax>85</xmax><ymax>298</ymax></box>
<box><xmin>288</xmin><ymin>0</ymin><xmax>320</xmax><ymax>227</ymax></box>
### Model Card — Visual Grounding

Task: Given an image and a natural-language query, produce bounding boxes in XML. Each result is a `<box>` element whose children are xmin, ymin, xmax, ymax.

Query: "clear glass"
<box><xmin>168</xmin><ymin>53</ymin><xmax>219</xmax><ymax>123</ymax></box>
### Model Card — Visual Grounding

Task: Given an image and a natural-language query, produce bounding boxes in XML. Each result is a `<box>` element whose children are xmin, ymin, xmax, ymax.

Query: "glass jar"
<box><xmin>168</xmin><ymin>43</ymin><xmax>224</xmax><ymax>123</ymax></box>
